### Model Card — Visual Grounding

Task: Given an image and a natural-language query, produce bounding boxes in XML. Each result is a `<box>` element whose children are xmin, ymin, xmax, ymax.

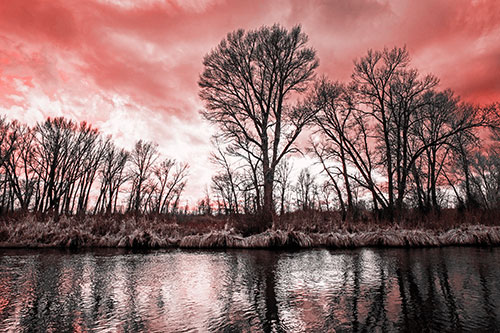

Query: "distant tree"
<box><xmin>0</xmin><ymin>115</ymin><xmax>191</xmax><ymax>216</ymax></box>
<box><xmin>152</xmin><ymin>158</ymin><xmax>189</xmax><ymax>214</ymax></box>
<box><xmin>69</xmin><ymin>125</ymin><xmax>107</xmax><ymax>214</ymax></box>
<box><xmin>468</xmin><ymin>150</ymin><xmax>500</xmax><ymax>209</ymax></box>
<box><xmin>311</xmin><ymin>140</ymin><xmax>351</xmax><ymax>219</ymax></box>
<box><xmin>94</xmin><ymin>143</ymin><xmax>130</xmax><ymax>214</ymax></box>
<box><xmin>210</xmin><ymin>138</ymin><xmax>240</xmax><ymax>214</ymax></box>
<box><xmin>199</xmin><ymin>24</ymin><xmax>319</xmax><ymax>228</ymax></box>
<box><xmin>0</xmin><ymin>121</ymin><xmax>36</xmax><ymax>212</ymax></box>
<box><xmin>0</xmin><ymin>117</ymin><xmax>17</xmax><ymax>166</ymax></box>
<box><xmin>128</xmin><ymin>140</ymin><xmax>159</xmax><ymax>214</ymax></box>
<box><xmin>0</xmin><ymin>118</ymin><xmax>19</xmax><ymax>213</ymax></box>
<box><xmin>32</xmin><ymin>118</ymin><xmax>100</xmax><ymax>214</ymax></box>
<box><xmin>319</xmin><ymin>180</ymin><xmax>336</xmax><ymax>212</ymax></box>
<box><xmin>275</xmin><ymin>157</ymin><xmax>293</xmax><ymax>215</ymax></box>
<box><xmin>227</xmin><ymin>140</ymin><xmax>263</xmax><ymax>213</ymax></box>
<box><xmin>295</xmin><ymin>168</ymin><xmax>317</xmax><ymax>211</ymax></box>
<box><xmin>446</xmin><ymin>122</ymin><xmax>481</xmax><ymax>208</ymax></box>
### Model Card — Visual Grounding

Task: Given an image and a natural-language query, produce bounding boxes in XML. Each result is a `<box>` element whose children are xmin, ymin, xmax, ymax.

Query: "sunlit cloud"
<box><xmin>0</xmin><ymin>0</ymin><xmax>499</xmax><ymax>201</ymax></box>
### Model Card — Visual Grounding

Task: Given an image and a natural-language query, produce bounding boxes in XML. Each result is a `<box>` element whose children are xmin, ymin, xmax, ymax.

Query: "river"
<box><xmin>0</xmin><ymin>247</ymin><xmax>499</xmax><ymax>332</ymax></box>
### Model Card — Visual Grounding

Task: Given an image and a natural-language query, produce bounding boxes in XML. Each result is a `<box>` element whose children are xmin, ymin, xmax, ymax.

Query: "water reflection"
<box><xmin>0</xmin><ymin>247</ymin><xmax>499</xmax><ymax>332</ymax></box>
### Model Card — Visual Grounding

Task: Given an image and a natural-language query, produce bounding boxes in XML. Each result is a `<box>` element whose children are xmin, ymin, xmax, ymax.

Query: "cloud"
<box><xmin>0</xmin><ymin>0</ymin><xmax>499</xmax><ymax>201</ymax></box>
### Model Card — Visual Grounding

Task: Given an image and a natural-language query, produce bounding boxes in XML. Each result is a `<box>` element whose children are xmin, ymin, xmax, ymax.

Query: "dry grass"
<box><xmin>0</xmin><ymin>212</ymin><xmax>499</xmax><ymax>249</ymax></box>
<box><xmin>179</xmin><ymin>231</ymin><xmax>244</xmax><ymax>248</ymax></box>
<box><xmin>175</xmin><ymin>226</ymin><xmax>500</xmax><ymax>249</ymax></box>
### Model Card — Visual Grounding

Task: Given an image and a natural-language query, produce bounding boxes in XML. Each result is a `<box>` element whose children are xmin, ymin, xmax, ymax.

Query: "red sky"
<box><xmin>1</xmin><ymin>0</ymin><xmax>499</xmax><ymax>203</ymax></box>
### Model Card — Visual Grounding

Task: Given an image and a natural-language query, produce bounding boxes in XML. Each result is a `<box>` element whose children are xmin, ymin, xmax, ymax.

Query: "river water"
<box><xmin>0</xmin><ymin>247</ymin><xmax>499</xmax><ymax>332</ymax></box>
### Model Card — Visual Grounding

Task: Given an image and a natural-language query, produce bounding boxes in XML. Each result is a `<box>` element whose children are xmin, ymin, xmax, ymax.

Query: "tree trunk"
<box><xmin>261</xmin><ymin>167</ymin><xmax>274</xmax><ymax>229</ymax></box>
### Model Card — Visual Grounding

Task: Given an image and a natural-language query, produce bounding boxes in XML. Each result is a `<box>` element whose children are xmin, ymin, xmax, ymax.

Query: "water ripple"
<box><xmin>0</xmin><ymin>247</ymin><xmax>499</xmax><ymax>332</ymax></box>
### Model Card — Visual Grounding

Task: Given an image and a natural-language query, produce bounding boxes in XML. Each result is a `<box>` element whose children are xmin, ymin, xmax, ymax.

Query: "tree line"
<box><xmin>199</xmin><ymin>24</ymin><xmax>500</xmax><ymax>225</ymax></box>
<box><xmin>2</xmin><ymin>24</ymin><xmax>499</xmax><ymax>225</ymax></box>
<box><xmin>0</xmin><ymin>117</ymin><xmax>188</xmax><ymax>215</ymax></box>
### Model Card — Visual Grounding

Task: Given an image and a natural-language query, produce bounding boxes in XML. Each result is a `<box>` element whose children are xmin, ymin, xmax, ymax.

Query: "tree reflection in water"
<box><xmin>0</xmin><ymin>247</ymin><xmax>499</xmax><ymax>332</ymax></box>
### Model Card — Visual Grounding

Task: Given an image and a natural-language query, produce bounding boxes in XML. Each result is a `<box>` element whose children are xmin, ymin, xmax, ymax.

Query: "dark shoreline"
<box><xmin>1</xmin><ymin>225</ymin><xmax>499</xmax><ymax>250</ymax></box>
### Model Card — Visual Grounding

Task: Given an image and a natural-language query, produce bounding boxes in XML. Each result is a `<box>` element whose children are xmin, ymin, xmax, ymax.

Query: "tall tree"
<box><xmin>350</xmin><ymin>46</ymin><xmax>489</xmax><ymax>216</ymax></box>
<box><xmin>199</xmin><ymin>24</ymin><xmax>318</xmax><ymax>227</ymax></box>
<box><xmin>312</xmin><ymin>80</ymin><xmax>387</xmax><ymax>216</ymax></box>
<box><xmin>411</xmin><ymin>90</ymin><xmax>458</xmax><ymax>210</ymax></box>
<box><xmin>351</xmin><ymin>46</ymin><xmax>438</xmax><ymax>214</ymax></box>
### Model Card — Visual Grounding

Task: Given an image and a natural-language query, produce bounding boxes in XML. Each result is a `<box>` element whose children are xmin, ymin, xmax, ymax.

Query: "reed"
<box><xmin>179</xmin><ymin>231</ymin><xmax>245</xmax><ymax>248</ymax></box>
<box><xmin>0</xmin><ymin>213</ymin><xmax>499</xmax><ymax>249</ymax></box>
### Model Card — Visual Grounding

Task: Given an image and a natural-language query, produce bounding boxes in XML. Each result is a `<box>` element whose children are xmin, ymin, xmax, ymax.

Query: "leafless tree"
<box><xmin>0</xmin><ymin>118</ymin><xmax>20</xmax><ymax>213</ymax></box>
<box><xmin>351</xmin><ymin>46</ymin><xmax>438</xmax><ymax>215</ymax></box>
<box><xmin>295</xmin><ymin>168</ymin><xmax>317</xmax><ymax>211</ymax></box>
<box><xmin>408</xmin><ymin>90</ymin><xmax>458</xmax><ymax>210</ymax></box>
<box><xmin>152</xmin><ymin>158</ymin><xmax>189</xmax><ymax>214</ymax></box>
<box><xmin>68</xmin><ymin>125</ymin><xmax>108</xmax><ymax>214</ymax></box>
<box><xmin>199</xmin><ymin>24</ymin><xmax>319</xmax><ymax>227</ymax></box>
<box><xmin>319</xmin><ymin>181</ymin><xmax>336</xmax><ymax>212</ymax></box>
<box><xmin>30</xmin><ymin>118</ymin><xmax>101</xmax><ymax>214</ymax></box>
<box><xmin>311</xmin><ymin>47</ymin><xmax>493</xmax><ymax>220</ymax></box>
<box><xmin>312</xmin><ymin>80</ymin><xmax>385</xmax><ymax>218</ymax></box>
<box><xmin>0</xmin><ymin>116</ymin><xmax>191</xmax><ymax>217</ymax></box>
<box><xmin>275</xmin><ymin>157</ymin><xmax>293</xmax><ymax>215</ymax></box>
<box><xmin>94</xmin><ymin>143</ymin><xmax>130</xmax><ymax>214</ymax></box>
<box><xmin>0</xmin><ymin>121</ymin><xmax>37</xmax><ymax>212</ymax></box>
<box><xmin>468</xmin><ymin>149</ymin><xmax>500</xmax><ymax>209</ymax></box>
<box><xmin>210</xmin><ymin>138</ymin><xmax>241</xmax><ymax>214</ymax></box>
<box><xmin>128</xmin><ymin>140</ymin><xmax>159</xmax><ymax>214</ymax></box>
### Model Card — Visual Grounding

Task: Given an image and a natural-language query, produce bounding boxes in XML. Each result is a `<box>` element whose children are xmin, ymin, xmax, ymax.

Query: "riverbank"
<box><xmin>0</xmin><ymin>213</ymin><xmax>499</xmax><ymax>249</ymax></box>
